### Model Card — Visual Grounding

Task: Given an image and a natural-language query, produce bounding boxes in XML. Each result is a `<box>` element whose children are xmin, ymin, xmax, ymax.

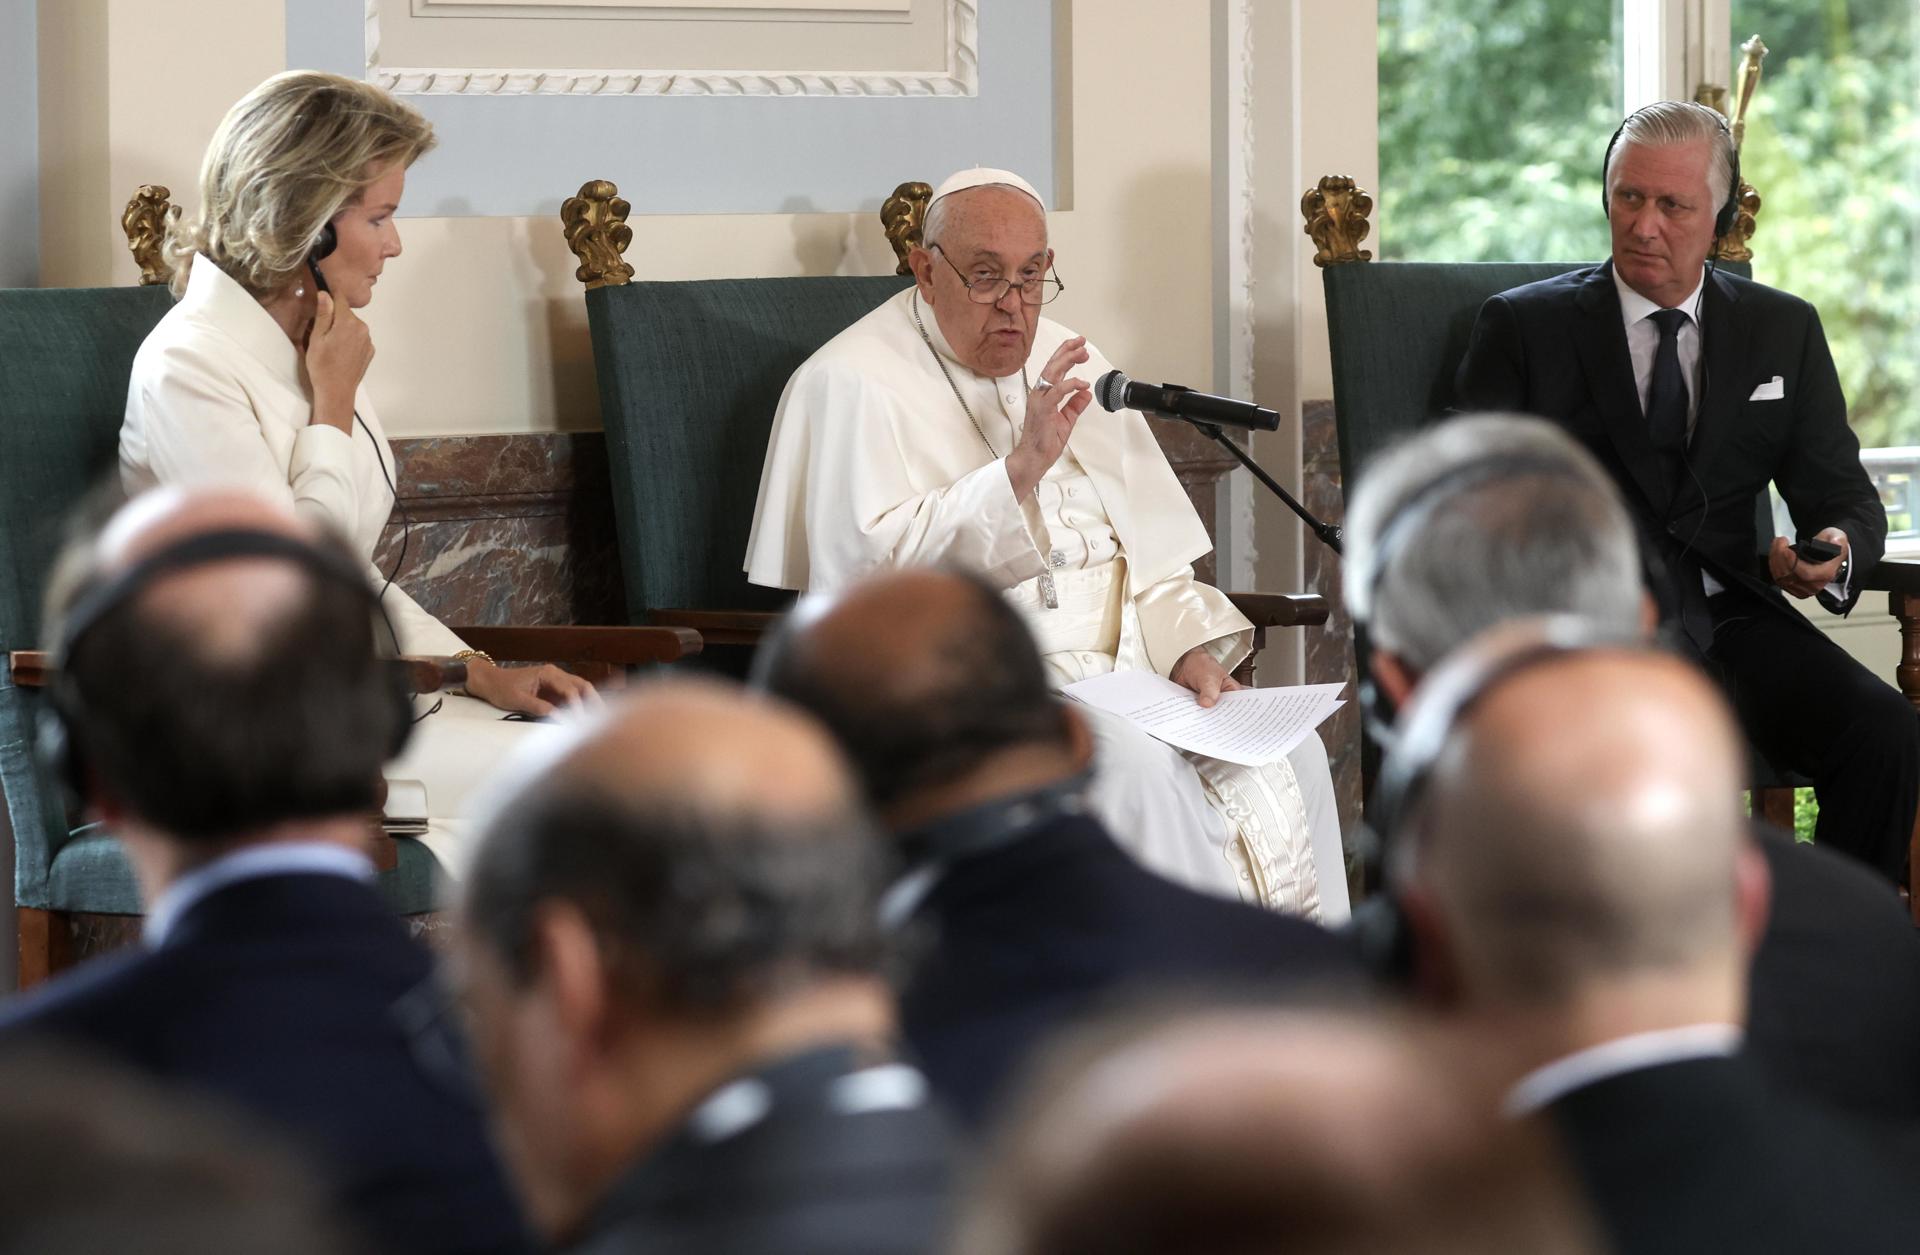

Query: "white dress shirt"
<box><xmin>1504</xmin><ymin>1022</ymin><xmax>1743</xmax><ymax>1116</ymax></box>
<box><xmin>144</xmin><ymin>841</ymin><xmax>375</xmax><ymax>948</ymax></box>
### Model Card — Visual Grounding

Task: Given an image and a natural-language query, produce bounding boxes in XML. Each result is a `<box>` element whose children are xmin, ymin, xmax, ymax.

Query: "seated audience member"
<box><xmin>454</xmin><ymin>678</ymin><xmax>955</xmax><ymax>1255</ymax></box>
<box><xmin>0</xmin><ymin>1048</ymin><xmax>357</xmax><ymax>1255</ymax></box>
<box><xmin>745</xmin><ymin>166</ymin><xmax>1344</xmax><ymax>921</ymax></box>
<box><xmin>1387</xmin><ymin>620</ymin><xmax>1920</xmax><ymax>1253</ymax></box>
<box><xmin>1345</xmin><ymin>414</ymin><xmax>1920</xmax><ymax>1122</ymax></box>
<box><xmin>755</xmin><ymin>567</ymin><xmax>1362</xmax><ymax>1129</ymax></box>
<box><xmin>123</xmin><ymin>70</ymin><xmax>593</xmax><ymax>868</ymax></box>
<box><xmin>954</xmin><ymin>1009</ymin><xmax>1601</xmax><ymax>1255</ymax></box>
<box><xmin>0</xmin><ymin>488</ymin><xmax>527</xmax><ymax>1254</ymax></box>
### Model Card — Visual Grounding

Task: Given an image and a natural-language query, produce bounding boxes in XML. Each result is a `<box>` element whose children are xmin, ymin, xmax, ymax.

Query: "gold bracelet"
<box><xmin>451</xmin><ymin>648</ymin><xmax>494</xmax><ymax>696</ymax></box>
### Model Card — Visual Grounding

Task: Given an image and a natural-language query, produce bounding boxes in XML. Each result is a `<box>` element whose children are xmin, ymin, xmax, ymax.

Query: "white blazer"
<box><xmin>121</xmin><ymin>258</ymin><xmax>465</xmax><ymax>657</ymax></box>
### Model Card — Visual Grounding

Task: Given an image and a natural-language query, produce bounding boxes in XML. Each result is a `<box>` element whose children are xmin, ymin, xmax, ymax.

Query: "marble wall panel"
<box><xmin>376</xmin><ymin>432</ymin><xmax>625</xmax><ymax>627</ymax></box>
<box><xmin>374</xmin><ymin>425</ymin><xmax>1237</xmax><ymax>631</ymax></box>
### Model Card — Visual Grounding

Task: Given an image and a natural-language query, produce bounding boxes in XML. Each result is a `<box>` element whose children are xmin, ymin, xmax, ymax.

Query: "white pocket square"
<box><xmin>1749</xmin><ymin>376</ymin><xmax>1785</xmax><ymax>401</ymax></box>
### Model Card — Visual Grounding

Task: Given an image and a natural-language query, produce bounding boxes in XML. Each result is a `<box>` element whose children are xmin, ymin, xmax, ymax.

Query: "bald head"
<box><xmin>961</xmin><ymin>1011</ymin><xmax>1597</xmax><ymax>1255</ymax></box>
<box><xmin>44</xmin><ymin>486</ymin><xmax>401</xmax><ymax>842</ymax></box>
<box><xmin>463</xmin><ymin>677</ymin><xmax>889</xmax><ymax>1012</ymax></box>
<box><xmin>755</xmin><ymin>568</ymin><xmax>1068</xmax><ymax>816</ymax></box>
<box><xmin>1403</xmin><ymin>637</ymin><xmax>1753</xmax><ymax>1006</ymax></box>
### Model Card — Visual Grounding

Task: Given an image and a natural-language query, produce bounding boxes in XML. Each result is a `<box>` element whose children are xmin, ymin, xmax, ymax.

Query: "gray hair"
<box><xmin>1604</xmin><ymin>101</ymin><xmax>1736</xmax><ymax>218</ymax></box>
<box><xmin>1344</xmin><ymin>415</ymin><xmax>1643</xmax><ymax>672</ymax></box>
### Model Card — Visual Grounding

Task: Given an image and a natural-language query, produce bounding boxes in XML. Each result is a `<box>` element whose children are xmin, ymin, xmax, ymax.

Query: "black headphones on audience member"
<box><xmin>1599</xmin><ymin>102</ymin><xmax>1742</xmax><ymax>242</ymax></box>
<box><xmin>39</xmin><ymin>528</ymin><xmax>414</xmax><ymax>808</ymax></box>
<box><xmin>1350</xmin><ymin>617</ymin><xmax>1651</xmax><ymax>982</ymax></box>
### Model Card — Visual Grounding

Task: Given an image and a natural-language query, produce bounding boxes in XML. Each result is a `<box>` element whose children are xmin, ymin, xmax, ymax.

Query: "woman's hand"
<box><xmin>463</xmin><ymin>658</ymin><xmax>600</xmax><ymax>717</ymax></box>
<box><xmin>305</xmin><ymin>290</ymin><xmax>374</xmax><ymax>433</ymax></box>
<box><xmin>1170</xmin><ymin>645</ymin><xmax>1243</xmax><ymax>708</ymax></box>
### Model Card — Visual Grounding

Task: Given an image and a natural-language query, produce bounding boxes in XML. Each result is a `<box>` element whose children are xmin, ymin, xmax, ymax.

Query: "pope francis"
<box><xmin>745</xmin><ymin>168</ymin><xmax>1345</xmax><ymax>921</ymax></box>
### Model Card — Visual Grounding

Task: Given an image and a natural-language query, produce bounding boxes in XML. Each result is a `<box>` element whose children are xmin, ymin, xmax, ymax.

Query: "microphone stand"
<box><xmin>1189</xmin><ymin>421</ymin><xmax>1344</xmax><ymax>557</ymax></box>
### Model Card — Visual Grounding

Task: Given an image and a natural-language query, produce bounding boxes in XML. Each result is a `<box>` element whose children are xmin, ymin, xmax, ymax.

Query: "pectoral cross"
<box><xmin>1039</xmin><ymin>549</ymin><xmax>1066</xmax><ymax>609</ymax></box>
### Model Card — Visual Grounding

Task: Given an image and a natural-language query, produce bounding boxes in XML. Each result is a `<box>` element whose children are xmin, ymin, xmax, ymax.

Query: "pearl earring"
<box><xmin>293</xmin><ymin>283</ymin><xmax>307</xmax><ymax>299</ymax></box>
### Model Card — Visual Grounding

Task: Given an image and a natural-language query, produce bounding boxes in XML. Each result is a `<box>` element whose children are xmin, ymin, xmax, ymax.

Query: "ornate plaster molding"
<box><xmin>367</xmin><ymin>0</ymin><xmax>979</xmax><ymax>97</ymax></box>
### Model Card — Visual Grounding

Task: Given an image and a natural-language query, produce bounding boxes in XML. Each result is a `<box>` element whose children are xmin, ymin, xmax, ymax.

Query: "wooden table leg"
<box><xmin>1893</xmin><ymin>591</ymin><xmax>1920</xmax><ymax>924</ymax></box>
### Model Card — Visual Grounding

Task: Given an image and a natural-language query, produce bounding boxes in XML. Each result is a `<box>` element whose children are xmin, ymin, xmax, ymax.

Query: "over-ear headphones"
<box><xmin>1350</xmin><ymin>616</ymin><xmax>1650</xmax><ymax>980</ymax></box>
<box><xmin>1600</xmin><ymin>102</ymin><xmax>1742</xmax><ymax>241</ymax></box>
<box><xmin>40</xmin><ymin>528</ymin><xmax>414</xmax><ymax>811</ymax></box>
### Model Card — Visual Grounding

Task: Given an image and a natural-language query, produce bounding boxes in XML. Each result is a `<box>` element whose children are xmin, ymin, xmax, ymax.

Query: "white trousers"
<box><xmin>1077</xmin><ymin>704</ymin><xmax>1348</xmax><ymax>924</ymax></box>
<box><xmin>384</xmin><ymin>693</ymin><xmax>564</xmax><ymax>881</ymax></box>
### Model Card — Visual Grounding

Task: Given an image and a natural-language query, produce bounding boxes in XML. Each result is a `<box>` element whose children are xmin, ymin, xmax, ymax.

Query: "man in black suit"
<box><xmin>454</xmin><ymin>678</ymin><xmax>955</xmax><ymax>1254</ymax></box>
<box><xmin>0</xmin><ymin>488</ymin><xmax>527</xmax><ymax>1255</ymax></box>
<box><xmin>1346</xmin><ymin>412</ymin><xmax>1920</xmax><ymax>1122</ymax></box>
<box><xmin>1455</xmin><ymin>100</ymin><xmax>1918</xmax><ymax>883</ymax></box>
<box><xmin>1390</xmin><ymin>624</ymin><xmax>1920</xmax><ymax>1252</ymax></box>
<box><xmin>755</xmin><ymin>568</ymin><xmax>1362</xmax><ymax>1129</ymax></box>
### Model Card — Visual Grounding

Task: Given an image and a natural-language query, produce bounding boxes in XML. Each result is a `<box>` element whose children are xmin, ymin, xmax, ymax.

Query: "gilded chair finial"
<box><xmin>561</xmin><ymin>180</ymin><xmax>635</xmax><ymax>290</ymax></box>
<box><xmin>881</xmin><ymin>181</ymin><xmax>933</xmax><ymax>276</ymax></box>
<box><xmin>1301</xmin><ymin>176</ymin><xmax>1374</xmax><ymax>267</ymax></box>
<box><xmin>122</xmin><ymin>185</ymin><xmax>177</xmax><ymax>286</ymax></box>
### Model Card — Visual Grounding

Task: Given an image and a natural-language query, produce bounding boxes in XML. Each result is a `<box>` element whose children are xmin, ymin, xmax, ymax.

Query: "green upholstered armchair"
<box><xmin>0</xmin><ymin>287</ymin><xmax>459</xmax><ymax>984</ymax></box>
<box><xmin>567</xmin><ymin>178</ymin><xmax>1329</xmax><ymax>672</ymax></box>
<box><xmin>1312</xmin><ymin>244</ymin><xmax>1812</xmax><ymax>829</ymax></box>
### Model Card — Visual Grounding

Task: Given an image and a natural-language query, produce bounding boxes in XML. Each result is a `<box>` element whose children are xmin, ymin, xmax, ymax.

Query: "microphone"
<box><xmin>1094</xmin><ymin>370</ymin><xmax>1281</xmax><ymax>432</ymax></box>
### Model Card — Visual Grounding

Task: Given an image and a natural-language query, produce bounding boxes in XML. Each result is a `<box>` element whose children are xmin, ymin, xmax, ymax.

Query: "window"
<box><xmin>1378</xmin><ymin>0</ymin><xmax>1625</xmax><ymax>262</ymax></box>
<box><xmin>1731</xmin><ymin>2</ymin><xmax>1920</xmax><ymax>451</ymax></box>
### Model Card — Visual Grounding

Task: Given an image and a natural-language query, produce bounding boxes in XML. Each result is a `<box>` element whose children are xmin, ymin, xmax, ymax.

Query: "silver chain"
<box><xmin>911</xmin><ymin>291</ymin><xmax>1026</xmax><ymax>460</ymax></box>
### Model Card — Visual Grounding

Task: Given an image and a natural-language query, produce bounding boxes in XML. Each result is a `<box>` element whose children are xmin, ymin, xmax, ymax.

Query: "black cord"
<box><xmin>354</xmin><ymin>408</ymin><xmax>411</xmax><ymax>658</ymax></box>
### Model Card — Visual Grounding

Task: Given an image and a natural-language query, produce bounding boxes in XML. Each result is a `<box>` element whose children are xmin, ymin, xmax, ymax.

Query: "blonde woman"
<box><xmin>121</xmin><ymin>71</ymin><xmax>590</xmax><ymax>867</ymax></box>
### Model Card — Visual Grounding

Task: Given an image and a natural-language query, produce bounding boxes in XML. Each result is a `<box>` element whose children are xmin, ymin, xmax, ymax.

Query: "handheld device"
<box><xmin>1793</xmin><ymin>537</ymin><xmax>1843</xmax><ymax>565</ymax></box>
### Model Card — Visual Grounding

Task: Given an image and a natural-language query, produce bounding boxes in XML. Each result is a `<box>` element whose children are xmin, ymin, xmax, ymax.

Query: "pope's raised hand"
<box><xmin>1006</xmin><ymin>336</ymin><xmax>1092</xmax><ymax>502</ymax></box>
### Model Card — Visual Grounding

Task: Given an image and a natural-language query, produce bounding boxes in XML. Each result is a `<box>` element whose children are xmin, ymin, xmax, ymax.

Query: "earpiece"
<box><xmin>1600</xmin><ymin>103</ymin><xmax>1742</xmax><ymax>240</ymax></box>
<box><xmin>307</xmin><ymin>221</ymin><xmax>338</xmax><ymax>294</ymax></box>
<box><xmin>39</xmin><ymin>529</ymin><xmax>414</xmax><ymax>813</ymax></box>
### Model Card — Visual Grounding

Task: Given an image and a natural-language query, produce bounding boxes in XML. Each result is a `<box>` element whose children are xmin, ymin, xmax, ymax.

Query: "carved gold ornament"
<box><xmin>561</xmin><ymin>180</ymin><xmax>635</xmax><ymax>290</ymax></box>
<box><xmin>122</xmin><ymin>185</ymin><xmax>177</xmax><ymax>286</ymax></box>
<box><xmin>1703</xmin><ymin>35</ymin><xmax>1769</xmax><ymax>263</ymax></box>
<box><xmin>1301</xmin><ymin>176</ymin><xmax>1374</xmax><ymax>267</ymax></box>
<box><xmin>881</xmin><ymin>181</ymin><xmax>933</xmax><ymax>275</ymax></box>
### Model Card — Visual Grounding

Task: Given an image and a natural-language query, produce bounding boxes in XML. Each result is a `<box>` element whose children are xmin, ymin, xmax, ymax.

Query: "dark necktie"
<box><xmin>1645</xmin><ymin>307</ymin><xmax>1691</xmax><ymax>454</ymax></box>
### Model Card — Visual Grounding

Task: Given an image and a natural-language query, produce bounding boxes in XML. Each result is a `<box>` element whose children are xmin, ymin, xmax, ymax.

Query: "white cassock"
<box><xmin>745</xmin><ymin>286</ymin><xmax>1348</xmax><ymax>922</ymax></box>
<box><xmin>120</xmin><ymin>257</ymin><xmax>561</xmax><ymax>878</ymax></box>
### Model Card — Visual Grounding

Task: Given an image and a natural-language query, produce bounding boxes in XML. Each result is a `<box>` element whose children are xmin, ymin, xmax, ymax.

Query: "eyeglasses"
<box><xmin>931</xmin><ymin>245</ymin><xmax>1066</xmax><ymax>306</ymax></box>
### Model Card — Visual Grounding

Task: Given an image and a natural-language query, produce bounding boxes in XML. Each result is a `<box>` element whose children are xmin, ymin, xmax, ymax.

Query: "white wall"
<box><xmin>37</xmin><ymin>0</ymin><xmax>1222</xmax><ymax>440</ymax></box>
<box><xmin>1</xmin><ymin>0</ymin><xmax>37</xmax><ymax>287</ymax></box>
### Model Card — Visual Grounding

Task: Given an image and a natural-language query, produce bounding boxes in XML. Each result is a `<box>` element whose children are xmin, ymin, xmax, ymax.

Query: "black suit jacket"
<box><xmin>1747</xmin><ymin>826</ymin><xmax>1920</xmax><ymax>1120</ymax></box>
<box><xmin>0</xmin><ymin>872</ymin><xmax>527</xmax><ymax>1255</ymax></box>
<box><xmin>899</xmin><ymin>812</ymin><xmax>1364</xmax><ymax>1128</ymax></box>
<box><xmin>568</xmin><ymin>1043</ymin><xmax>955</xmax><ymax>1255</ymax></box>
<box><xmin>1549</xmin><ymin>1055</ymin><xmax>1920</xmax><ymax>1253</ymax></box>
<box><xmin>1456</xmin><ymin>262</ymin><xmax>1883</xmax><ymax>622</ymax></box>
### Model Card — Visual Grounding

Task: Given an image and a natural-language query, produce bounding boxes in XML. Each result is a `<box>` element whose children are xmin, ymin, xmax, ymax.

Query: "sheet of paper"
<box><xmin>1063</xmin><ymin>671</ymin><xmax>1345</xmax><ymax>767</ymax></box>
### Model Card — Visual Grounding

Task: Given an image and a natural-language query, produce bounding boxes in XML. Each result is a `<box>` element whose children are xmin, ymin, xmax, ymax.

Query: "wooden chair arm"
<box><xmin>449</xmin><ymin>625</ymin><xmax>703</xmax><ymax>666</ymax></box>
<box><xmin>642</xmin><ymin>610</ymin><xmax>783</xmax><ymax>649</ymax></box>
<box><xmin>1223</xmin><ymin>592</ymin><xmax>1331</xmax><ymax>628</ymax></box>
<box><xmin>12</xmin><ymin>650</ymin><xmax>466</xmax><ymax>695</ymax></box>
